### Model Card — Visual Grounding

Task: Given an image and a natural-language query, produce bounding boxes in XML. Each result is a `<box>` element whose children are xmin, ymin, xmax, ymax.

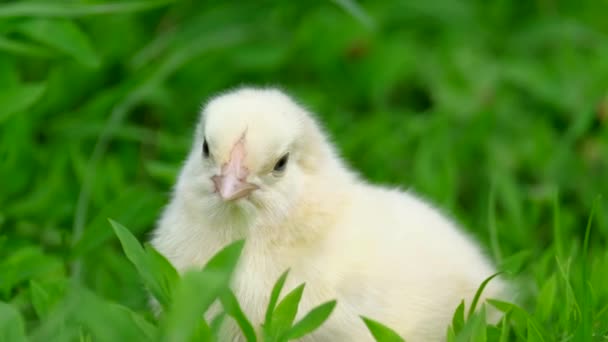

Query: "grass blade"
<box><xmin>202</xmin><ymin>240</ymin><xmax>245</xmax><ymax>278</ymax></box>
<box><xmin>18</xmin><ymin>19</ymin><xmax>100</xmax><ymax>67</ymax></box>
<box><xmin>0</xmin><ymin>82</ymin><xmax>46</xmax><ymax>123</ymax></box>
<box><xmin>361</xmin><ymin>316</ymin><xmax>405</xmax><ymax>342</ymax></box>
<box><xmin>283</xmin><ymin>300</ymin><xmax>337</xmax><ymax>340</ymax></box>
<box><xmin>220</xmin><ymin>290</ymin><xmax>257</xmax><ymax>342</ymax></box>
<box><xmin>161</xmin><ymin>240</ymin><xmax>245</xmax><ymax>342</ymax></box>
<box><xmin>210</xmin><ymin>312</ymin><xmax>226</xmax><ymax>339</ymax></box>
<box><xmin>330</xmin><ymin>0</ymin><xmax>374</xmax><ymax>29</ymax></box>
<box><xmin>488</xmin><ymin>185</ymin><xmax>502</xmax><ymax>263</ymax></box>
<box><xmin>574</xmin><ymin>197</ymin><xmax>600</xmax><ymax>341</ymax></box>
<box><xmin>0</xmin><ymin>0</ymin><xmax>174</xmax><ymax>18</ymax></box>
<box><xmin>264</xmin><ymin>270</ymin><xmax>290</xmax><ymax>329</ymax></box>
<box><xmin>29</xmin><ymin>281</ymin><xmax>52</xmax><ymax>319</ymax></box>
<box><xmin>451</xmin><ymin>300</ymin><xmax>465</xmax><ymax>334</ymax></box>
<box><xmin>269</xmin><ymin>284</ymin><xmax>306</xmax><ymax>339</ymax></box>
<box><xmin>109</xmin><ymin>219</ymin><xmax>170</xmax><ymax>308</ymax></box>
<box><xmin>144</xmin><ymin>244</ymin><xmax>179</xmax><ymax>303</ymax></box>
<box><xmin>552</xmin><ymin>189</ymin><xmax>564</xmax><ymax>262</ymax></box>
<box><xmin>488</xmin><ymin>299</ymin><xmax>546</xmax><ymax>341</ymax></box>
<box><xmin>468</xmin><ymin>272</ymin><xmax>502</xmax><ymax>319</ymax></box>
<box><xmin>0</xmin><ymin>302</ymin><xmax>27</xmax><ymax>342</ymax></box>
<box><xmin>0</xmin><ymin>36</ymin><xmax>54</xmax><ymax>57</ymax></box>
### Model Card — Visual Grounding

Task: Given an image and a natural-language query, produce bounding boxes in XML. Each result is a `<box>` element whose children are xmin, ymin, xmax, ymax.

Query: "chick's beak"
<box><xmin>211</xmin><ymin>138</ymin><xmax>258</xmax><ymax>201</ymax></box>
<box><xmin>212</xmin><ymin>173</ymin><xmax>258</xmax><ymax>201</ymax></box>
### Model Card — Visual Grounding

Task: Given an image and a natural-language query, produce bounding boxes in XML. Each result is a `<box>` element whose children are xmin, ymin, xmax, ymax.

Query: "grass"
<box><xmin>1</xmin><ymin>0</ymin><xmax>607</xmax><ymax>340</ymax></box>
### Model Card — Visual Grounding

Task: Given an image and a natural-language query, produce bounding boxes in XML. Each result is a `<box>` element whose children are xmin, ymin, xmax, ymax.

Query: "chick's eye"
<box><xmin>273</xmin><ymin>153</ymin><xmax>289</xmax><ymax>172</ymax></box>
<box><xmin>202</xmin><ymin>139</ymin><xmax>210</xmax><ymax>158</ymax></box>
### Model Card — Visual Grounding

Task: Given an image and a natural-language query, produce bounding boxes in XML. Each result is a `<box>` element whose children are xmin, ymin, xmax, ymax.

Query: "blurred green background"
<box><xmin>1</xmin><ymin>0</ymin><xmax>607</xmax><ymax>340</ymax></box>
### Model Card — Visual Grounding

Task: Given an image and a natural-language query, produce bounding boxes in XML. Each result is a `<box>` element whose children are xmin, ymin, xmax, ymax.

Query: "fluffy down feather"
<box><xmin>151</xmin><ymin>87</ymin><xmax>507</xmax><ymax>341</ymax></box>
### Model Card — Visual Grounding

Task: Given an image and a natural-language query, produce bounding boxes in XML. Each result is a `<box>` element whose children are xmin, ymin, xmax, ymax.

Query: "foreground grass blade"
<box><xmin>161</xmin><ymin>272</ymin><xmax>218</xmax><ymax>342</ymax></box>
<box><xmin>451</xmin><ymin>300</ymin><xmax>465</xmax><ymax>334</ymax></box>
<box><xmin>190</xmin><ymin>320</ymin><xmax>212</xmax><ymax>342</ymax></box>
<box><xmin>499</xmin><ymin>314</ymin><xmax>510</xmax><ymax>342</ymax></box>
<box><xmin>220</xmin><ymin>290</ymin><xmax>257</xmax><ymax>342</ymax></box>
<box><xmin>283</xmin><ymin>300</ymin><xmax>337</xmax><ymax>340</ymax></box>
<box><xmin>110</xmin><ymin>219</ymin><xmax>172</xmax><ymax>308</ymax></box>
<box><xmin>144</xmin><ymin>244</ymin><xmax>179</xmax><ymax>301</ymax></box>
<box><xmin>361</xmin><ymin>316</ymin><xmax>405</xmax><ymax>342</ymax></box>
<box><xmin>455</xmin><ymin>305</ymin><xmax>487</xmax><ymax>342</ymax></box>
<box><xmin>161</xmin><ymin>240</ymin><xmax>245</xmax><ymax>342</ymax></box>
<box><xmin>468</xmin><ymin>272</ymin><xmax>502</xmax><ymax>319</ymax></box>
<box><xmin>203</xmin><ymin>240</ymin><xmax>245</xmax><ymax>276</ymax></box>
<box><xmin>268</xmin><ymin>284</ymin><xmax>305</xmax><ymax>339</ymax></box>
<box><xmin>488</xmin><ymin>299</ymin><xmax>546</xmax><ymax>341</ymax></box>
<box><xmin>534</xmin><ymin>274</ymin><xmax>557</xmax><ymax>323</ymax></box>
<box><xmin>264</xmin><ymin>269</ymin><xmax>290</xmax><ymax>330</ymax></box>
<box><xmin>471</xmin><ymin>306</ymin><xmax>487</xmax><ymax>342</ymax></box>
<box><xmin>210</xmin><ymin>312</ymin><xmax>226</xmax><ymax>339</ymax></box>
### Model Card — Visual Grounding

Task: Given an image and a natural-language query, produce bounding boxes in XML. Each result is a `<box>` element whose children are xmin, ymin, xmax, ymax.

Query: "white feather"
<box><xmin>151</xmin><ymin>87</ymin><xmax>507</xmax><ymax>341</ymax></box>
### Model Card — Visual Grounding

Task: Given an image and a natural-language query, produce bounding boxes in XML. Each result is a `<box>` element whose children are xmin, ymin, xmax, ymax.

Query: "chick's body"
<box><xmin>152</xmin><ymin>87</ymin><xmax>505</xmax><ymax>341</ymax></box>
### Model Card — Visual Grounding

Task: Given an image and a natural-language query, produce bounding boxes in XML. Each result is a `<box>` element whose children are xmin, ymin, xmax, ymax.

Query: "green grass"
<box><xmin>1</xmin><ymin>0</ymin><xmax>607</xmax><ymax>340</ymax></box>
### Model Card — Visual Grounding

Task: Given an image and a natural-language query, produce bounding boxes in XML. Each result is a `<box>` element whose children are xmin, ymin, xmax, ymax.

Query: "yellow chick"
<box><xmin>151</xmin><ymin>87</ymin><xmax>506</xmax><ymax>341</ymax></box>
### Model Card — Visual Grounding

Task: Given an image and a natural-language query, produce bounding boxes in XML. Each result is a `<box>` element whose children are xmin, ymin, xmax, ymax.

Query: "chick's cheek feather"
<box><xmin>151</xmin><ymin>87</ymin><xmax>508</xmax><ymax>342</ymax></box>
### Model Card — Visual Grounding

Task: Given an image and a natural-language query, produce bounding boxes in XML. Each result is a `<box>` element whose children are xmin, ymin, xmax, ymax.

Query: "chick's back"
<box><xmin>308</xmin><ymin>182</ymin><xmax>504</xmax><ymax>341</ymax></box>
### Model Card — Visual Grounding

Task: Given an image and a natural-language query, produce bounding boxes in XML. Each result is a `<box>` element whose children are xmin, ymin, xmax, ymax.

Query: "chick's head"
<box><xmin>177</xmin><ymin>87</ymin><xmax>335</xmax><ymax>224</ymax></box>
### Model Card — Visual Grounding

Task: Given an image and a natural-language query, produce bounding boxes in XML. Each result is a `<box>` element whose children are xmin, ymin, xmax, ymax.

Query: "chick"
<box><xmin>151</xmin><ymin>87</ymin><xmax>506</xmax><ymax>341</ymax></box>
